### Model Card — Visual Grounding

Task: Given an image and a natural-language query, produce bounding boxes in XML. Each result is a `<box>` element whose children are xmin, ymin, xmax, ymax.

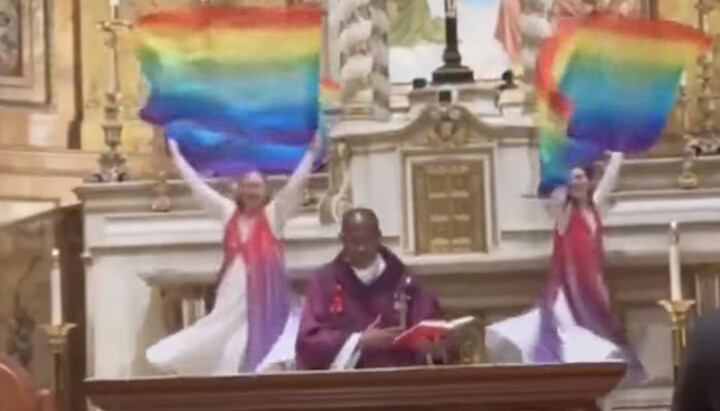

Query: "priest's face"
<box><xmin>341</xmin><ymin>221</ymin><xmax>381</xmax><ymax>269</ymax></box>
<box><xmin>236</xmin><ymin>171</ymin><xmax>267</xmax><ymax>212</ymax></box>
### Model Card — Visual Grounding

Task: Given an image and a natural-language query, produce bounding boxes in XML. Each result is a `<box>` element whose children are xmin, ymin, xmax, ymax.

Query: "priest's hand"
<box><xmin>359</xmin><ymin>317</ymin><xmax>404</xmax><ymax>350</ymax></box>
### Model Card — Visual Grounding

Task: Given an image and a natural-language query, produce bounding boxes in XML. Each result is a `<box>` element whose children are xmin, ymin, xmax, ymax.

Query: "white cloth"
<box><xmin>146</xmin><ymin>143</ymin><xmax>315</xmax><ymax>375</ymax></box>
<box><xmin>352</xmin><ymin>254</ymin><xmax>386</xmax><ymax>286</ymax></box>
<box><xmin>486</xmin><ymin>291</ymin><xmax>622</xmax><ymax>364</ymax></box>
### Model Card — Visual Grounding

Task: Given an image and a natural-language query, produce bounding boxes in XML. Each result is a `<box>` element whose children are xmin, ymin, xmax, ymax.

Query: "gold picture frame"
<box><xmin>0</xmin><ymin>0</ymin><xmax>50</xmax><ymax>106</ymax></box>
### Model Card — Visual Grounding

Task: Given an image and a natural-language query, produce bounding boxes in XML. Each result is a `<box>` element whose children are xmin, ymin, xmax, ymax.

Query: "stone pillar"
<box><xmin>338</xmin><ymin>0</ymin><xmax>390</xmax><ymax>120</ymax></box>
<box><xmin>369</xmin><ymin>0</ymin><xmax>391</xmax><ymax>120</ymax></box>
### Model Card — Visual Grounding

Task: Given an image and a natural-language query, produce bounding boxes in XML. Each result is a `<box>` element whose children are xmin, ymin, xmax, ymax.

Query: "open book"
<box><xmin>394</xmin><ymin>316</ymin><xmax>475</xmax><ymax>350</ymax></box>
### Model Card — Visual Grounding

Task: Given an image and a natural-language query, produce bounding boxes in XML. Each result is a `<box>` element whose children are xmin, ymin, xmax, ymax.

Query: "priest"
<box><xmin>295</xmin><ymin>208</ymin><xmax>442</xmax><ymax>370</ymax></box>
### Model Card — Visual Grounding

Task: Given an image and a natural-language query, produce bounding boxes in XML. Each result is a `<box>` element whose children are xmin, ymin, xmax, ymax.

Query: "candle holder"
<box><xmin>87</xmin><ymin>8</ymin><xmax>133</xmax><ymax>183</ymax></box>
<box><xmin>658</xmin><ymin>299</ymin><xmax>695</xmax><ymax>383</ymax></box>
<box><xmin>42</xmin><ymin>323</ymin><xmax>77</xmax><ymax>411</ymax></box>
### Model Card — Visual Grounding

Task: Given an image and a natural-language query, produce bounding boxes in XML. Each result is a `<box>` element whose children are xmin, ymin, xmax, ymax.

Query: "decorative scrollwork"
<box><xmin>424</xmin><ymin>104</ymin><xmax>468</xmax><ymax>147</ymax></box>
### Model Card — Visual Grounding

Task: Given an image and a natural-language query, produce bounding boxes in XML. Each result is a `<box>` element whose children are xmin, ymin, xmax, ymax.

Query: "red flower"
<box><xmin>330</xmin><ymin>284</ymin><xmax>345</xmax><ymax>314</ymax></box>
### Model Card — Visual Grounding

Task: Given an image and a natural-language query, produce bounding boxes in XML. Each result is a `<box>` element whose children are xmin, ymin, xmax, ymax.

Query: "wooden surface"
<box><xmin>85</xmin><ymin>363</ymin><xmax>625</xmax><ymax>411</ymax></box>
<box><xmin>0</xmin><ymin>354</ymin><xmax>55</xmax><ymax>411</ymax></box>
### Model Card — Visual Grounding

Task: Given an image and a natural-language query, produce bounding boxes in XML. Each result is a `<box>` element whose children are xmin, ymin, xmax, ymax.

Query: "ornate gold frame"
<box><xmin>400</xmin><ymin>145</ymin><xmax>497</xmax><ymax>255</ymax></box>
<box><xmin>0</xmin><ymin>0</ymin><xmax>50</xmax><ymax>106</ymax></box>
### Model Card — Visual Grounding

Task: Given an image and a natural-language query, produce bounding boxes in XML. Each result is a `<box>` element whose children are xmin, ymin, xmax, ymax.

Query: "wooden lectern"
<box><xmin>85</xmin><ymin>363</ymin><xmax>624</xmax><ymax>411</ymax></box>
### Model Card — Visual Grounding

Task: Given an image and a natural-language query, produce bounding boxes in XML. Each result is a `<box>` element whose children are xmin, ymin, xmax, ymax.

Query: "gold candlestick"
<box><xmin>88</xmin><ymin>6</ymin><xmax>132</xmax><ymax>183</ymax></box>
<box><xmin>658</xmin><ymin>299</ymin><xmax>695</xmax><ymax>383</ymax></box>
<box><xmin>150</xmin><ymin>127</ymin><xmax>172</xmax><ymax>212</ymax></box>
<box><xmin>42</xmin><ymin>323</ymin><xmax>77</xmax><ymax>411</ymax></box>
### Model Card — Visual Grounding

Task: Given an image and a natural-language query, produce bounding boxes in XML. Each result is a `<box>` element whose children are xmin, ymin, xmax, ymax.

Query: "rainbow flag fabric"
<box><xmin>136</xmin><ymin>5</ymin><xmax>323</xmax><ymax>176</ymax></box>
<box><xmin>536</xmin><ymin>14</ymin><xmax>711</xmax><ymax>190</ymax></box>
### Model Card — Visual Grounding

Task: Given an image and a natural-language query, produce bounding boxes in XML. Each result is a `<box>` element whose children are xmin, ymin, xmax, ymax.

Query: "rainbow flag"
<box><xmin>136</xmin><ymin>5</ymin><xmax>323</xmax><ymax>176</ymax></box>
<box><xmin>536</xmin><ymin>14</ymin><xmax>711</xmax><ymax>190</ymax></box>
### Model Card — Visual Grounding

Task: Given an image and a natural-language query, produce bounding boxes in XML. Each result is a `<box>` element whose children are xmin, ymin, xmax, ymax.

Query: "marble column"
<box><xmin>338</xmin><ymin>0</ymin><xmax>390</xmax><ymax>120</ymax></box>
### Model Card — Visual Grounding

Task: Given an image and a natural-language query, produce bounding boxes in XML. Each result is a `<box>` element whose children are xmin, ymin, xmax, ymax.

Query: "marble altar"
<box><xmin>75</xmin><ymin>78</ymin><xmax>720</xmax><ymax>410</ymax></box>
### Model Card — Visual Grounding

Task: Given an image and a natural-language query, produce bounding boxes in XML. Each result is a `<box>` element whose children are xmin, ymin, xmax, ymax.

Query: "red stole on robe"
<box><xmin>217</xmin><ymin>208</ymin><xmax>290</xmax><ymax>372</ymax></box>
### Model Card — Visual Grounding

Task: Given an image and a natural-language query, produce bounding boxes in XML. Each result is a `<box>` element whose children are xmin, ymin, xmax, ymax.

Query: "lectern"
<box><xmin>85</xmin><ymin>363</ymin><xmax>624</xmax><ymax>411</ymax></box>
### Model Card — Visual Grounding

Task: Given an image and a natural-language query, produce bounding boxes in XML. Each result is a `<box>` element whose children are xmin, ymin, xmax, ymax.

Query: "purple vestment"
<box><xmin>295</xmin><ymin>247</ymin><xmax>441</xmax><ymax>370</ymax></box>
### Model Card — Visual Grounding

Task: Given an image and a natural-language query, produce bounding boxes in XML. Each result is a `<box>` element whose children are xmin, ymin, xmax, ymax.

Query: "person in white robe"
<box><xmin>146</xmin><ymin>136</ymin><xmax>321</xmax><ymax>375</ymax></box>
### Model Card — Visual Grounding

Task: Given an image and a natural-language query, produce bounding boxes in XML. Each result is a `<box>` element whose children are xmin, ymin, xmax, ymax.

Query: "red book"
<box><xmin>393</xmin><ymin>316</ymin><xmax>475</xmax><ymax>351</ymax></box>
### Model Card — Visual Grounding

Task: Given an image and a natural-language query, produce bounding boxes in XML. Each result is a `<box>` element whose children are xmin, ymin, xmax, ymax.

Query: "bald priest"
<box><xmin>295</xmin><ymin>208</ymin><xmax>443</xmax><ymax>370</ymax></box>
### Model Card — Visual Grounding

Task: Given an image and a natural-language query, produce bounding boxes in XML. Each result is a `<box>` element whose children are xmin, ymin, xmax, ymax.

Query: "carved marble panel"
<box><xmin>0</xmin><ymin>215</ymin><xmax>54</xmax><ymax>388</ymax></box>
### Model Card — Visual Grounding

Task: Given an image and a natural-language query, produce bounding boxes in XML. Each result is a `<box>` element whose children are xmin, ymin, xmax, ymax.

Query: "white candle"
<box><xmin>50</xmin><ymin>248</ymin><xmax>63</xmax><ymax>326</ymax></box>
<box><xmin>668</xmin><ymin>221</ymin><xmax>682</xmax><ymax>301</ymax></box>
<box><xmin>681</xmin><ymin>71</ymin><xmax>687</xmax><ymax>87</ymax></box>
<box><xmin>110</xmin><ymin>0</ymin><xmax>119</xmax><ymax>19</ymax></box>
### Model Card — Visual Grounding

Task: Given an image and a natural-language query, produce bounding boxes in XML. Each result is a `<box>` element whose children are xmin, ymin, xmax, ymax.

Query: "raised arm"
<box><xmin>542</xmin><ymin>186</ymin><xmax>572</xmax><ymax>234</ymax></box>
<box><xmin>270</xmin><ymin>144</ymin><xmax>319</xmax><ymax>232</ymax></box>
<box><xmin>168</xmin><ymin>139</ymin><xmax>234</xmax><ymax>221</ymax></box>
<box><xmin>593</xmin><ymin>152</ymin><xmax>624</xmax><ymax>215</ymax></box>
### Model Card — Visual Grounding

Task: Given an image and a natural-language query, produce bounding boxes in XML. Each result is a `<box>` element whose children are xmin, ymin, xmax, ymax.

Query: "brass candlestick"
<box><xmin>88</xmin><ymin>5</ymin><xmax>132</xmax><ymax>183</ymax></box>
<box><xmin>42</xmin><ymin>323</ymin><xmax>77</xmax><ymax>411</ymax></box>
<box><xmin>150</xmin><ymin>127</ymin><xmax>172</xmax><ymax>212</ymax></box>
<box><xmin>658</xmin><ymin>299</ymin><xmax>695</xmax><ymax>383</ymax></box>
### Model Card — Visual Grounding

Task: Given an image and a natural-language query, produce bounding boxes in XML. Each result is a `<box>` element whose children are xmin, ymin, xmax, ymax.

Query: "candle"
<box><xmin>680</xmin><ymin>72</ymin><xmax>687</xmax><ymax>87</ymax></box>
<box><xmin>50</xmin><ymin>248</ymin><xmax>62</xmax><ymax>326</ymax></box>
<box><xmin>668</xmin><ymin>221</ymin><xmax>682</xmax><ymax>301</ymax></box>
<box><xmin>110</xmin><ymin>0</ymin><xmax>119</xmax><ymax>19</ymax></box>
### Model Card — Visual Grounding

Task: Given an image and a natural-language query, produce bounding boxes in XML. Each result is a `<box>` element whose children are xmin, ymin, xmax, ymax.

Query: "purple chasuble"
<box><xmin>295</xmin><ymin>247</ymin><xmax>441</xmax><ymax>370</ymax></box>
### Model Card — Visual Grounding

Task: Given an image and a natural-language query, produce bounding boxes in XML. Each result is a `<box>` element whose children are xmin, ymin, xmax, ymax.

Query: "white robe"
<box><xmin>146</xmin><ymin>146</ymin><xmax>315</xmax><ymax>375</ymax></box>
<box><xmin>487</xmin><ymin>153</ymin><xmax>626</xmax><ymax>366</ymax></box>
<box><xmin>485</xmin><ymin>291</ymin><xmax>623</xmax><ymax>364</ymax></box>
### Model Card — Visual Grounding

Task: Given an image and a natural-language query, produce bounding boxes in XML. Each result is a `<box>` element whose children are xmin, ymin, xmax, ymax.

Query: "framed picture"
<box><xmin>0</xmin><ymin>0</ymin><xmax>50</xmax><ymax>106</ymax></box>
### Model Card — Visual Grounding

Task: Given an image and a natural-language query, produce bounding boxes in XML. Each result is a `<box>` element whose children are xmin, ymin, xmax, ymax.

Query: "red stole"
<box><xmin>217</xmin><ymin>208</ymin><xmax>290</xmax><ymax>372</ymax></box>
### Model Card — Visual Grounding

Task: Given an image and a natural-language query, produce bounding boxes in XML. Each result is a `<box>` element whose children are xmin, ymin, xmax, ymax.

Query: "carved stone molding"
<box><xmin>422</xmin><ymin>105</ymin><xmax>469</xmax><ymax>148</ymax></box>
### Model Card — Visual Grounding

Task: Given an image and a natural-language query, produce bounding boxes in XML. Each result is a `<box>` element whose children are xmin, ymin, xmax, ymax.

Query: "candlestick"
<box><xmin>50</xmin><ymin>248</ymin><xmax>62</xmax><ymax>326</ymax></box>
<box><xmin>669</xmin><ymin>221</ymin><xmax>682</xmax><ymax>301</ymax></box>
<box><xmin>432</xmin><ymin>0</ymin><xmax>474</xmax><ymax>84</ymax></box>
<box><xmin>658</xmin><ymin>299</ymin><xmax>695</xmax><ymax>384</ymax></box>
<box><xmin>87</xmin><ymin>6</ymin><xmax>132</xmax><ymax>183</ymax></box>
<box><xmin>42</xmin><ymin>323</ymin><xmax>76</xmax><ymax>411</ymax></box>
